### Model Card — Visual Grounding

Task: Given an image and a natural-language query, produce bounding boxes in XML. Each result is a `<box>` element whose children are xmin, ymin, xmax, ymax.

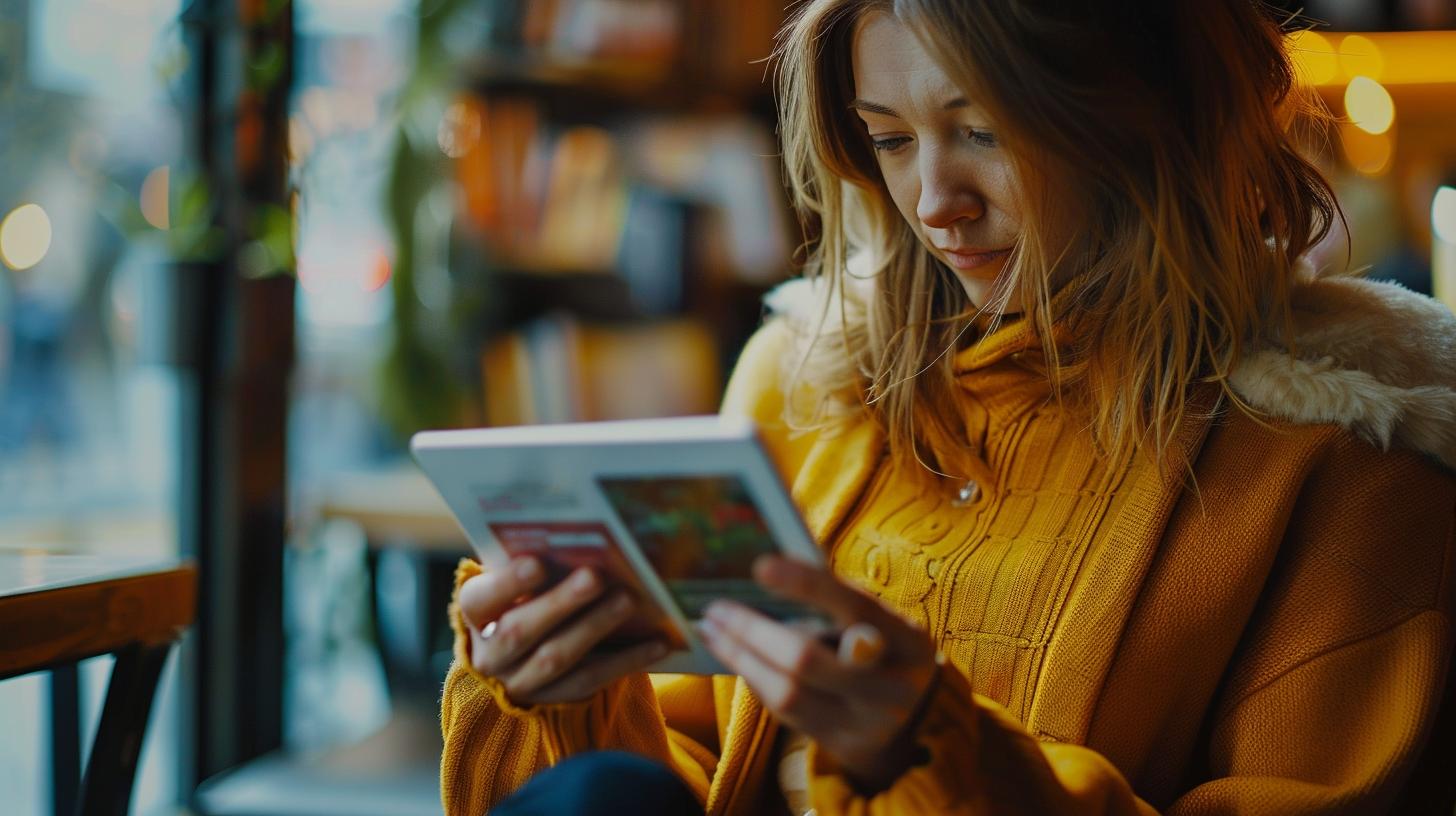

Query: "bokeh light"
<box><xmin>1337</xmin><ymin>34</ymin><xmax>1384</xmax><ymax>80</ymax></box>
<box><xmin>1339</xmin><ymin>123</ymin><xmax>1393</xmax><ymax>177</ymax></box>
<box><xmin>363</xmin><ymin>249</ymin><xmax>392</xmax><ymax>292</ymax></box>
<box><xmin>1288</xmin><ymin>30</ymin><xmax>1338</xmax><ymax>85</ymax></box>
<box><xmin>1344</xmin><ymin>76</ymin><xmax>1395</xmax><ymax>135</ymax></box>
<box><xmin>141</xmin><ymin>166</ymin><xmax>171</xmax><ymax>229</ymax></box>
<box><xmin>1433</xmin><ymin>186</ymin><xmax>1456</xmax><ymax>245</ymax></box>
<box><xmin>1284</xmin><ymin>31</ymin><xmax>1456</xmax><ymax>86</ymax></box>
<box><xmin>0</xmin><ymin>204</ymin><xmax>54</xmax><ymax>270</ymax></box>
<box><xmin>437</xmin><ymin>101</ymin><xmax>483</xmax><ymax>159</ymax></box>
<box><xmin>289</xmin><ymin>114</ymin><xmax>315</xmax><ymax>164</ymax></box>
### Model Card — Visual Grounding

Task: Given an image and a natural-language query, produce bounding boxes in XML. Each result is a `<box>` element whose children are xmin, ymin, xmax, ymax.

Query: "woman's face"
<box><xmin>851</xmin><ymin>12</ymin><xmax>1027</xmax><ymax>312</ymax></box>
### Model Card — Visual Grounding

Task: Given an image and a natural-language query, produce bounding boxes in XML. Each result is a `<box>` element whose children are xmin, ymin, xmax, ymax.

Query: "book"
<box><xmin>410</xmin><ymin>414</ymin><xmax>826</xmax><ymax>674</ymax></box>
<box><xmin>480</xmin><ymin>314</ymin><xmax>721</xmax><ymax>426</ymax></box>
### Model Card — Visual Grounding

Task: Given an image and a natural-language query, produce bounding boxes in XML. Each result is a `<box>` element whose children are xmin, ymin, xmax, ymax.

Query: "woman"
<box><xmin>441</xmin><ymin>1</ymin><xmax>1456</xmax><ymax>813</ymax></box>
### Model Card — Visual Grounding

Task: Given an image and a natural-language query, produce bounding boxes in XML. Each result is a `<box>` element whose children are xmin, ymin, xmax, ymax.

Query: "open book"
<box><xmin>411</xmin><ymin>415</ymin><xmax>825</xmax><ymax>674</ymax></box>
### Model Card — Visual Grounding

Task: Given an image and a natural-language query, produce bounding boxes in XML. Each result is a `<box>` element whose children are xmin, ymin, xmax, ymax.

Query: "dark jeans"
<box><xmin>491</xmin><ymin>751</ymin><xmax>703</xmax><ymax>815</ymax></box>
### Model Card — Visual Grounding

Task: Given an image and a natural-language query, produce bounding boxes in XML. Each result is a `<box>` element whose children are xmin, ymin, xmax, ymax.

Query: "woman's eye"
<box><xmin>870</xmin><ymin>135</ymin><xmax>912</xmax><ymax>153</ymax></box>
<box><xmin>967</xmin><ymin>129</ymin><xmax>998</xmax><ymax>148</ymax></box>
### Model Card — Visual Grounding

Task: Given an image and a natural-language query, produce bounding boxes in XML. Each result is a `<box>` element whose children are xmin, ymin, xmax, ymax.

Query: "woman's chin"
<box><xmin>954</xmin><ymin>269</ymin><xmax>1022</xmax><ymax>315</ymax></box>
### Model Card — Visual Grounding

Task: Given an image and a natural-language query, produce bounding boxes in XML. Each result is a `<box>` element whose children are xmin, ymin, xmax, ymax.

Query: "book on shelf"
<box><xmin>483</xmin><ymin>0</ymin><xmax>782</xmax><ymax>89</ymax></box>
<box><xmin>481</xmin><ymin>313</ymin><xmax>721</xmax><ymax>427</ymax></box>
<box><xmin>454</xmin><ymin>99</ymin><xmax>792</xmax><ymax>290</ymax></box>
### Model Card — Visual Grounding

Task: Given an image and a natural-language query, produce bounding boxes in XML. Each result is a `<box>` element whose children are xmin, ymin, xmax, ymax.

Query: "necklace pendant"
<box><xmin>952</xmin><ymin>479</ymin><xmax>980</xmax><ymax>507</ymax></box>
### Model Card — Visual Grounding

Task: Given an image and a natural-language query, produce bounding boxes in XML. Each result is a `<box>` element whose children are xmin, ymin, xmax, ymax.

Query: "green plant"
<box><xmin>375</xmin><ymin>0</ymin><xmax>476</xmax><ymax>439</ymax></box>
<box><xmin>103</xmin><ymin>170</ymin><xmax>225</xmax><ymax>263</ymax></box>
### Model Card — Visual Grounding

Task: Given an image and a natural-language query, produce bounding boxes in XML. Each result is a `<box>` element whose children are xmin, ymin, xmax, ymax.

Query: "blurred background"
<box><xmin>0</xmin><ymin>0</ymin><xmax>1452</xmax><ymax>813</ymax></box>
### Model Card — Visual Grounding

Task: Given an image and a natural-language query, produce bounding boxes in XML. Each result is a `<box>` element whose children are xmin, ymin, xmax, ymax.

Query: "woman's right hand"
<box><xmin>457</xmin><ymin>556</ymin><xmax>669</xmax><ymax>705</ymax></box>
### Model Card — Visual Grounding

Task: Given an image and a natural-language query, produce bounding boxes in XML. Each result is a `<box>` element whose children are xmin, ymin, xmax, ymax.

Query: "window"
<box><xmin>0</xmin><ymin>0</ymin><xmax>191</xmax><ymax>813</ymax></box>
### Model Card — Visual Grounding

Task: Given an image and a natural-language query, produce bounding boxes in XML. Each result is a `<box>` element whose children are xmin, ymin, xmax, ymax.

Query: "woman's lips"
<box><xmin>939</xmin><ymin>247</ymin><xmax>1011</xmax><ymax>272</ymax></box>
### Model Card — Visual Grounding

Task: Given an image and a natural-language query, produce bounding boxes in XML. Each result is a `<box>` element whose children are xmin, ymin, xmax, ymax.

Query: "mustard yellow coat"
<box><xmin>440</xmin><ymin>273</ymin><xmax>1456</xmax><ymax>815</ymax></box>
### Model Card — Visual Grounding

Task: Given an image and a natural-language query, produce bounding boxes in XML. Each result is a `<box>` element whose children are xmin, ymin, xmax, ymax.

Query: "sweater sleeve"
<box><xmin>1162</xmin><ymin>438</ymin><xmax>1456</xmax><ymax>814</ymax></box>
<box><xmin>439</xmin><ymin>559</ymin><xmax>719</xmax><ymax>815</ymax></box>
<box><xmin>804</xmin><ymin>436</ymin><xmax>1456</xmax><ymax>815</ymax></box>
<box><xmin>440</xmin><ymin>317</ymin><xmax>810</xmax><ymax>815</ymax></box>
<box><xmin>804</xmin><ymin>661</ymin><xmax>1157</xmax><ymax>816</ymax></box>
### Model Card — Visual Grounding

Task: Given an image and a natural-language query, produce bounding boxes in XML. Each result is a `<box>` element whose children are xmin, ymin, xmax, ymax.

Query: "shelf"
<box><xmin>487</xmin><ymin>268</ymin><xmax>643</xmax><ymax>326</ymax></box>
<box><xmin>461</xmin><ymin>53</ymin><xmax>767</xmax><ymax>114</ymax></box>
<box><xmin>466</xmin><ymin>54</ymin><xmax>674</xmax><ymax>89</ymax></box>
<box><xmin>480</xmin><ymin>267</ymin><xmax>780</xmax><ymax>329</ymax></box>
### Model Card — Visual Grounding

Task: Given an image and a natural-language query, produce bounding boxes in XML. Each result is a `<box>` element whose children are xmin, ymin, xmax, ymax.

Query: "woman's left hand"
<box><xmin>699</xmin><ymin>555</ymin><xmax>940</xmax><ymax>792</ymax></box>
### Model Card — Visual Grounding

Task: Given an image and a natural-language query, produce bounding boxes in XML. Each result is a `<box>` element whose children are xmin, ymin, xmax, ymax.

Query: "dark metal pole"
<box><xmin>180</xmin><ymin>0</ymin><xmax>295</xmax><ymax>792</ymax></box>
<box><xmin>47</xmin><ymin>665</ymin><xmax>79</xmax><ymax>816</ymax></box>
<box><xmin>75</xmin><ymin>643</ymin><xmax>174</xmax><ymax>816</ymax></box>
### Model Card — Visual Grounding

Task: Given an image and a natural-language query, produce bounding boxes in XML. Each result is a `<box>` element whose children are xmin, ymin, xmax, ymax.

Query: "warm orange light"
<box><xmin>437</xmin><ymin>100</ymin><xmax>482</xmax><ymax>159</ymax></box>
<box><xmin>1288</xmin><ymin>30</ymin><xmax>1456</xmax><ymax>86</ymax></box>
<box><xmin>1344</xmin><ymin>76</ymin><xmax>1395</xmax><ymax>135</ymax></box>
<box><xmin>140</xmin><ymin>165</ymin><xmax>170</xmax><ymax>230</ymax></box>
<box><xmin>1339</xmin><ymin>123</ymin><xmax>1393</xmax><ymax>176</ymax></box>
<box><xmin>0</xmin><ymin>203</ymin><xmax>53</xmax><ymax>270</ymax></box>
<box><xmin>1288</xmin><ymin>30</ymin><xmax>1338</xmax><ymax>85</ymax></box>
<box><xmin>362</xmin><ymin>249</ymin><xmax>392</xmax><ymax>292</ymax></box>
<box><xmin>1337</xmin><ymin>34</ymin><xmax>1384</xmax><ymax>80</ymax></box>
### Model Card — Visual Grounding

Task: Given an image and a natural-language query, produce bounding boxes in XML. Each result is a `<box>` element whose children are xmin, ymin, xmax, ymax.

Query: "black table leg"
<box><xmin>49</xmin><ymin>664</ymin><xmax>80</xmax><ymax>816</ymax></box>
<box><xmin>76</xmin><ymin>641</ymin><xmax>173</xmax><ymax>816</ymax></box>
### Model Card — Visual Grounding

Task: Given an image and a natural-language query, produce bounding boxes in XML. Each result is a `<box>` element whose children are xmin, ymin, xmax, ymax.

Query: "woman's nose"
<box><xmin>917</xmin><ymin>154</ymin><xmax>984</xmax><ymax>229</ymax></box>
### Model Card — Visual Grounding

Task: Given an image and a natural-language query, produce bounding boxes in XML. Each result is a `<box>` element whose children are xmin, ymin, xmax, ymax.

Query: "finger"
<box><xmin>475</xmin><ymin>567</ymin><xmax>604</xmax><ymax>675</ymax></box>
<box><xmin>528</xmin><ymin>639</ymin><xmax>671</xmax><ymax>705</ymax></box>
<box><xmin>700</xmin><ymin>616</ymin><xmax>842</xmax><ymax>727</ymax></box>
<box><xmin>755</xmin><ymin>557</ymin><xmax>935</xmax><ymax>663</ymax></box>
<box><xmin>753</xmin><ymin>556</ymin><xmax>884</xmax><ymax>629</ymax></box>
<box><xmin>457</xmin><ymin>557</ymin><xmax>546</xmax><ymax>631</ymax></box>
<box><xmin>504</xmin><ymin>591</ymin><xmax>638</xmax><ymax>697</ymax></box>
<box><xmin>703</xmin><ymin>600</ymin><xmax>863</xmax><ymax>697</ymax></box>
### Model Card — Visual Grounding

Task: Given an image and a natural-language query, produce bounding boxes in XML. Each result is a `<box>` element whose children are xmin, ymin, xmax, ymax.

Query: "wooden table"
<box><xmin>303</xmin><ymin>464</ymin><xmax>468</xmax><ymax>693</ymax></box>
<box><xmin>308</xmin><ymin>463</ymin><xmax>465</xmax><ymax>553</ymax></box>
<box><xmin>0</xmin><ymin>553</ymin><xmax>196</xmax><ymax>816</ymax></box>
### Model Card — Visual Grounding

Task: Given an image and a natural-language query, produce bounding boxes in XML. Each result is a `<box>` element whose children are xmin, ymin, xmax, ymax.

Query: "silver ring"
<box><xmin>480</xmin><ymin>620</ymin><xmax>499</xmax><ymax>641</ymax></box>
<box><xmin>837</xmin><ymin>622</ymin><xmax>886</xmax><ymax>667</ymax></box>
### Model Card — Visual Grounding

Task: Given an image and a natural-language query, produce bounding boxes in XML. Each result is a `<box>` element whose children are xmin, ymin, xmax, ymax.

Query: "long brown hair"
<box><xmin>773</xmin><ymin>0</ymin><xmax>1339</xmax><ymax>484</ymax></box>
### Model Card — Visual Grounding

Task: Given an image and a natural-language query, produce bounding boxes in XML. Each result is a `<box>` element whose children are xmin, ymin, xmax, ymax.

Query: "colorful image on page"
<box><xmin>487</xmin><ymin>521</ymin><xmax>686</xmax><ymax>649</ymax></box>
<box><xmin>595</xmin><ymin>475</ymin><xmax>808</xmax><ymax>620</ymax></box>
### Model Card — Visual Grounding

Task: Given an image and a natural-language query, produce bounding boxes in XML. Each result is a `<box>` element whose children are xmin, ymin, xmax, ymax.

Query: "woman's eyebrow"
<box><xmin>849</xmin><ymin>98</ymin><xmax>900</xmax><ymax>117</ymax></box>
<box><xmin>849</xmin><ymin>97</ymin><xmax>973</xmax><ymax>116</ymax></box>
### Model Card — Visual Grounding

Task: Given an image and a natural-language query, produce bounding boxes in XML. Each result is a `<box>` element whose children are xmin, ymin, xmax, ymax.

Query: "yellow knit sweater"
<box><xmin>440</xmin><ymin>311</ymin><xmax>1456</xmax><ymax>815</ymax></box>
<box><xmin>776</xmin><ymin>313</ymin><xmax>1129</xmax><ymax>813</ymax></box>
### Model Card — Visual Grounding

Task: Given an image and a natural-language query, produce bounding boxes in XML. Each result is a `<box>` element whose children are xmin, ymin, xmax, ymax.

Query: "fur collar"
<box><xmin>764</xmin><ymin>267</ymin><xmax>1456</xmax><ymax>470</ymax></box>
<box><xmin>1229</xmin><ymin>273</ymin><xmax>1456</xmax><ymax>471</ymax></box>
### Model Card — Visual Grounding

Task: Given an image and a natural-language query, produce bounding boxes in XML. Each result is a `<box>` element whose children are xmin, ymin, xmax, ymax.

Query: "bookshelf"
<box><xmin>448</xmin><ymin>0</ymin><xmax>794</xmax><ymax>426</ymax></box>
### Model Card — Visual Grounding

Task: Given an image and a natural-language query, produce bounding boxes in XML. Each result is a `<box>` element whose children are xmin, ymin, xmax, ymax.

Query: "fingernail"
<box><xmin>838</xmin><ymin>622</ymin><xmax>886</xmax><ymax>666</ymax></box>
<box><xmin>699</xmin><ymin>618</ymin><xmax>721</xmax><ymax>640</ymax></box>
<box><xmin>704</xmin><ymin>601</ymin><xmax>729</xmax><ymax>622</ymax></box>
<box><xmin>611</xmin><ymin>593</ymin><xmax>633</xmax><ymax>614</ymax></box>
<box><xmin>752</xmin><ymin>555</ymin><xmax>778</xmax><ymax>583</ymax></box>
<box><xmin>572</xmin><ymin>568</ymin><xmax>597</xmax><ymax>593</ymax></box>
<box><xmin>515</xmin><ymin>558</ymin><xmax>541</xmax><ymax>582</ymax></box>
